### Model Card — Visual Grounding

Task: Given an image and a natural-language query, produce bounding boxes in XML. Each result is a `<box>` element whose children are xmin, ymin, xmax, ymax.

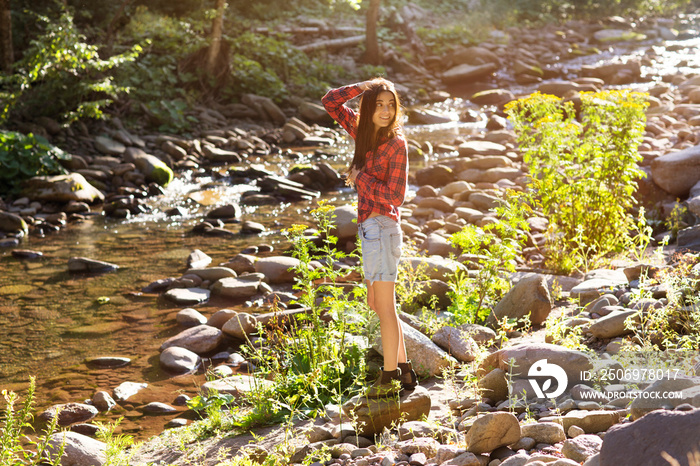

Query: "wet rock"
<box><xmin>84</xmin><ymin>356</ymin><xmax>131</xmax><ymax>368</ymax></box>
<box><xmin>160</xmin><ymin>346</ymin><xmax>201</xmax><ymax>373</ymax></box>
<box><xmin>343</xmin><ymin>386</ymin><xmax>431</xmax><ymax>437</ymax></box>
<box><xmin>160</xmin><ymin>325</ymin><xmax>223</xmax><ymax>354</ymax></box>
<box><xmin>142</xmin><ymin>402</ymin><xmax>178</xmax><ymax>414</ymax></box>
<box><xmin>0</xmin><ymin>238</ymin><xmax>20</xmax><ymax>248</ymax></box>
<box><xmin>92</xmin><ymin>391</ymin><xmax>116</xmax><ymax>412</ymax></box>
<box><xmin>11</xmin><ymin>249</ymin><xmax>42</xmax><ymax>260</ymax></box>
<box><xmin>487</xmin><ymin>275</ymin><xmax>552</xmax><ymax>327</ymax></box>
<box><xmin>186</xmin><ymin>267</ymin><xmax>236</xmax><ymax>282</ymax></box>
<box><xmin>39</xmin><ymin>403</ymin><xmax>99</xmax><ymax>426</ymax></box>
<box><xmin>22</xmin><ymin>173</ymin><xmax>104</xmax><ymax>203</ymax></box>
<box><xmin>240</xmin><ymin>220</ymin><xmax>265</xmax><ymax>234</ymax></box>
<box><xmin>207</xmin><ymin>204</ymin><xmax>241</xmax><ymax>219</ymax></box>
<box><xmin>562</xmin><ymin>434</ymin><xmax>603</xmax><ymax>463</ymax></box>
<box><xmin>113</xmin><ymin>382</ymin><xmax>147</xmax><ymax>402</ymax></box>
<box><xmin>124</xmin><ymin>148</ymin><xmax>173</xmax><ymax>187</ymax></box>
<box><xmin>201</xmin><ymin>374</ymin><xmax>275</xmax><ymax>397</ymax></box>
<box><xmin>163</xmin><ymin>287</ymin><xmax>210</xmax><ymax>305</ymax></box>
<box><xmin>68</xmin><ymin>257</ymin><xmax>119</xmax><ymax>273</ymax></box>
<box><xmin>46</xmin><ymin>431</ymin><xmax>106</xmax><ymax>466</ymax></box>
<box><xmin>374</xmin><ymin>321</ymin><xmax>456</xmax><ymax>377</ymax></box>
<box><xmin>431</xmin><ymin>325</ymin><xmax>479</xmax><ymax>362</ymax></box>
<box><xmin>465</xmin><ymin>412</ymin><xmax>520</xmax><ymax>454</ymax></box>
<box><xmin>187</xmin><ymin>249</ymin><xmax>212</xmax><ymax>269</ymax></box>
<box><xmin>600</xmin><ymin>408</ymin><xmax>700</xmax><ymax>466</ymax></box>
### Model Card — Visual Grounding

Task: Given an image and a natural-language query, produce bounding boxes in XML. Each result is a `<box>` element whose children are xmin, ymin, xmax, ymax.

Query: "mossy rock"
<box><xmin>148</xmin><ymin>162</ymin><xmax>174</xmax><ymax>187</ymax></box>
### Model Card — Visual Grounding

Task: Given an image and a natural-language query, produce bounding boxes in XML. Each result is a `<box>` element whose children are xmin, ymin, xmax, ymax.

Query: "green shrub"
<box><xmin>0</xmin><ymin>131</ymin><xmax>69</xmax><ymax>194</ymax></box>
<box><xmin>0</xmin><ymin>10</ymin><xmax>140</xmax><ymax>125</ymax></box>
<box><xmin>506</xmin><ymin>90</ymin><xmax>648</xmax><ymax>273</ymax></box>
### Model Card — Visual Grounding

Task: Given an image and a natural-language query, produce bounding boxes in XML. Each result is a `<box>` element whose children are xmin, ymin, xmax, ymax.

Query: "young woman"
<box><xmin>322</xmin><ymin>78</ymin><xmax>417</xmax><ymax>398</ymax></box>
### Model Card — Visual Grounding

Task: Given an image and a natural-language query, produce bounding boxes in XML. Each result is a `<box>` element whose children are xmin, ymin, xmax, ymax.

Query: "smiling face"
<box><xmin>371</xmin><ymin>91</ymin><xmax>397</xmax><ymax>133</ymax></box>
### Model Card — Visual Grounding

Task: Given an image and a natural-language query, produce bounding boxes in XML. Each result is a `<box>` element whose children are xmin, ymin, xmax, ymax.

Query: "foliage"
<box><xmin>0</xmin><ymin>131</ymin><xmax>68</xmax><ymax>194</ymax></box>
<box><xmin>506</xmin><ymin>90</ymin><xmax>648</xmax><ymax>273</ymax></box>
<box><xmin>448</xmin><ymin>191</ymin><xmax>531</xmax><ymax>325</ymax></box>
<box><xmin>0</xmin><ymin>9</ymin><xmax>140</xmax><ymax>125</ymax></box>
<box><xmin>0</xmin><ymin>377</ymin><xmax>64</xmax><ymax>466</ymax></box>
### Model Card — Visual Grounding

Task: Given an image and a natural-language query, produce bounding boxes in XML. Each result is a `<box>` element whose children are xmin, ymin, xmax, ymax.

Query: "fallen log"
<box><xmin>297</xmin><ymin>35</ymin><xmax>364</xmax><ymax>53</ymax></box>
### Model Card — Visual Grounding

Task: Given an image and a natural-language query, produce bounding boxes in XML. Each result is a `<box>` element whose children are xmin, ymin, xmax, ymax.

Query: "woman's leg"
<box><xmin>367</xmin><ymin>279</ymin><xmax>407</xmax><ymax>371</ymax></box>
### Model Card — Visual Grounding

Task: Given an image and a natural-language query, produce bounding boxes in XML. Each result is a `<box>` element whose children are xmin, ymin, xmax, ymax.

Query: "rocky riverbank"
<box><xmin>4</xmin><ymin>10</ymin><xmax>700</xmax><ymax>466</ymax></box>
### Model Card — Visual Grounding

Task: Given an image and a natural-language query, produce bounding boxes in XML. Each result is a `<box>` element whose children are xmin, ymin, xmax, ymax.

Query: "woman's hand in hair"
<box><xmin>358</xmin><ymin>81</ymin><xmax>374</xmax><ymax>91</ymax></box>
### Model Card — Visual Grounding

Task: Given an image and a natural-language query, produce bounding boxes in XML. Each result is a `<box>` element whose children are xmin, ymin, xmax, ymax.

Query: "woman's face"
<box><xmin>372</xmin><ymin>91</ymin><xmax>396</xmax><ymax>132</ymax></box>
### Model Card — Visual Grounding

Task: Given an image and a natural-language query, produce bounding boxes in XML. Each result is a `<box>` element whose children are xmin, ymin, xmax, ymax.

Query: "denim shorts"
<box><xmin>359</xmin><ymin>215</ymin><xmax>402</xmax><ymax>284</ymax></box>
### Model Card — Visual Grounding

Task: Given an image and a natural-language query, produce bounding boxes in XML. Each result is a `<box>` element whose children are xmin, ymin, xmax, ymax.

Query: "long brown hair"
<box><xmin>351</xmin><ymin>78</ymin><xmax>403</xmax><ymax>170</ymax></box>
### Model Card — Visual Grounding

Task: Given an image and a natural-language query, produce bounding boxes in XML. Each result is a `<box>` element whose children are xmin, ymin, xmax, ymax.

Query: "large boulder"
<box><xmin>46</xmin><ymin>431</ymin><xmax>106</xmax><ymax>466</ymax></box>
<box><xmin>343</xmin><ymin>386</ymin><xmax>431</xmax><ymax>436</ymax></box>
<box><xmin>255</xmin><ymin>256</ymin><xmax>303</xmax><ymax>284</ymax></box>
<box><xmin>159</xmin><ymin>325</ymin><xmax>223</xmax><ymax>354</ymax></box>
<box><xmin>599</xmin><ymin>408</ymin><xmax>700</xmax><ymax>466</ymax></box>
<box><xmin>486</xmin><ymin>275</ymin><xmax>552</xmax><ymax>327</ymax></box>
<box><xmin>0</xmin><ymin>211</ymin><xmax>28</xmax><ymax>234</ymax></box>
<box><xmin>465</xmin><ymin>412</ymin><xmax>521</xmax><ymax>454</ymax></box>
<box><xmin>22</xmin><ymin>173</ymin><xmax>104</xmax><ymax>203</ymax></box>
<box><xmin>651</xmin><ymin>144</ymin><xmax>700</xmax><ymax>197</ymax></box>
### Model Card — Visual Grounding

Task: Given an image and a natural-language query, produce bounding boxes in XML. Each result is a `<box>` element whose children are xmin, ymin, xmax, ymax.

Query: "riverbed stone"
<box><xmin>588</xmin><ymin>309</ymin><xmax>638</xmax><ymax>339</ymax></box>
<box><xmin>92</xmin><ymin>391</ymin><xmax>116</xmax><ymax>412</ymax></box>
<box><xmin>113</xmin><ymin>382</ymin><xmax>148</xmax><ymax>402</ymax></box>
<box><xmin>343</xmin><ymin>386</ymin><xmax>431</xmax><ymax>437</ymax></box>
<box><xmin>84</xmin><ymin>356</ymin><xmax>131</xmax><ymax>368</ymax></box>
<box><xmin>211</xmin><ymin>276</ymin><xmax>262</xmax><ymax>299</ymax></box>
<box><xmin>160</xmin><ymin>346</ymin><xmax>201</xmax><ymax>373</ymax></box>
<box><xmin>562</xmin><ymin>434</ymin><xmax>603</xmax><ymax>463</ymax></box>
<box><xmin>442</xmin><ymin>63</ymin><xmax>498</xmax><ymax>84</ymax></box>
<box><xmin>142</xmin><ymin>402</ymin><xmax>178</xmax><ymax>414</ymax></box>
<box><xmin>651</xmin><ymin>144</ymin><xmax>700</xmax><ymax>197</ymax></box>
<box><xmin>254</xmin><ymin>256</ymin><xmax>303</xmax><ymax>284</ymax></box>
<box><xmin>629</xmin><ymin>377</ymin><xmax>700</xmax><ymax>420</ymax></box>
<box><xmin>0</xmin><ymin>211</ymin><xmax>28</xmax><ymax>233</ymax></box>
<box><xmin>94</xmin><ymin>135</ymin><xmax>125</xmax><ymax>155</ymax></box>
<box><xmin>400</xmin><ymin>256</ymin><xmax>467</xmax><ymax>281</ymax></box>
<box><xmin>46</xmin><ymin>431</ymin><xmax>106</xmax><ymax>466</ymax></box>
<box><xmin>562</xmin><ymin>410</ymin><xmax>620</xmax><ymax>434</ymax></box>
<box><xmin>520</xmin><ymin>422</ymin><xmax>566</xmax><ymax>444</ymax></box>
<box><xmin>331</xmin><ymin>204</ymin><xmax>359</xmax><ymax>240</ymax></box>
<box><xmin>185</xmin><ymin>267</ymin><xmax>237</xmax><ymax>282</ymax></box>
<box><xmin>221</xmin><ymin>312</ymin><xmax>257</xmax><ymax>339</ymax></box>
<box><xmin>163</xmin><ymin>287</ymin><xmax>211</xmax><ymax>305</ymax></box>
<box><xmin>39</xmin><ymin>403</ymin><xmax>99</xmax><ymax>426</ymax></box>
<box><xmin>431</xmin><ymin>325</ymin><xmax>479</xmax><ymax>362</ymax></box>
<box><xmin>22</xmin><ymin>173</ymin><xmax>105</xmax><ymax>203</ymax></box>
<box><xmin>68</xmin><ymin>257</ymin><xmax>119</xmax><ymax>273</ymax></box>
<box><xmin>465</xmin><ymin>412</ymin><xmax>521</xmax><ymax>454</ymax></box>
<box><xmin>486</xmin><ymin>275</ymin><xmax>552</xmax><ymax>327</ymax></box>
<box><xmin>599</xmin><ymin>408</ymin><xmax>700</xmax><ymax>466</ymax></box>
<box><xmin>176</xmin><ymin>308</ymin><xmax>207</xmax><ymax>327</ymax></box>
<box><xmin>186</xmin><ymin>249</ymin><xmax>212</xmax><ymax>269</ymax></box>
<box><xmin>201</xmin><ymin>374</ymin><xmax>275</xmax><ymax>397</ymax></box>
<box><xmin>374</xmin><ymin>321</ymin><xmax>456</xmax><ymax>377</ymax></box>
<box><xmin>477</xmin><ymin>368</ymin><xmax>509</xmax><ymax>403</ymax></box>
<box><xmin>160</xmin><ymin>324</ymin><xmax>223</xmax><ymax>354</ymax></box>
<box><xmin>457</xmin><ymin>140</ymin><xmax>506</xmax><ymax>157</ymax></box>
<box><xmin>124</xmin><ymin>148</ymin><xmax>173</xmax><ymax>186</ymax></box>
<box><xmin>207</xmin><ymin>308</ymin><xmax>238</xmax><ymax>328</ymax></box>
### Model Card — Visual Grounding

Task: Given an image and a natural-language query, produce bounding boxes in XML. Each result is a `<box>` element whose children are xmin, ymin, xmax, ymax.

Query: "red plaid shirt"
<box><xmin>322</xmin><ymin>84</ymin><xmax>408</xmax><ymax>224</ymax></box>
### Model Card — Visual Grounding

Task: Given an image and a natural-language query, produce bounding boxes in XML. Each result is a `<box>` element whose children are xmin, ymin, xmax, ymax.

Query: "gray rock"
<box><xmin>185</xmin><ymin>267</ymin><xmax>237</xmax><ymax>282</ymax></box>
<box><xmin>478</xmin><ymin>368</ymin><xmax>509</xmax><ymax>403</ymax></box>
<box><xmin>221</xmin><ymin>312</ymin><xmax>257</xmax><ymax>339</ymax></box>
<box><xmin>160</xmin><ymin>325</ymin><xmax>223</xmax><ymax>354</ymax></box>
<box><xmin>487</xmin><ymin>275</ymin><xmax>552</xmax><ymax>327</ymax></box>
<box><xmin>343</xmin><ymin>386</ymin><xmax>431</xmax><ymax>437</ymax></box>
<box><xmin>415</xmin><ymin>164</ymin><xmax>455</xmax><ymax>187</ymax></box>
<box><xmin>176</xmin><ymin>308</ymin><xmax>207</xmax><ymax>327</ymax></box>
<box><xmin>160</xmin><ymin>346</ymin><xmax>201</xmax><ymax>373</ymax></box>
<box><xmin>46</xmin><ymin>431</ymin><xmax>106</xmax><ymax>466</ymax></box>
<box><xmin>186</xmin><ymin>249</ymin><xmax>212</xmax><ymax>269</ymax></box>
<box><xmin>500</xmin><ymin>453</ymin><xmax>530</xmax><ymax>466</ymax></box>
<box><xmin>94</xmin><ymin>135</ymin><xmax>125</xmax><ymax>155</ymax></box>
<box><xmin>457</xmin><ymin>140</ymin><xmax>506</xmax><ymax>157</ymax></box>
<box><xmin>562</xmin><ymin>434</ymin><xmax>603</xmax><ymax>463</ymax></box>
<box><xmin>68</xmin><ymin>257</ymin><xmax>119</xmax><ymax>274</ymax></box>
<box><xmin>396</xmin><ymin>437</ymin><xmax>440</xmax><ymax>457</ymax></box>
<box><xmin>599</xmin><ymin>408</ymin><xmax>700</xmax><ymax>466</ymax></box>
<box><xmin>142</xmin><ymin>402</ymin><xmax>178</xmax><ymax>414</ymax></box>
<box><xmin>374</xmin><ymin>321</ymin><xmax>456</xmax><ymax>377</ymax></box>
<box><xmin>589</xmin><ymin>310</ymin><xmax>639</xmax><ymax>338</ymax></box>
<box><xmin>211</xmin><ymin>276</ymin><xmax>262</xmax><ymax>299</ymax></box>
<box><xmin>629</xmin><ymin>377</ymin><xmax>700</xmax><ymax>420</ymax></box>
<box><xmin>408</xmin><ymin>109</ymin><xmax>453</xmax><ymax>125</ymax></box>
<box><xmin>39</xmin><ymin>403</ymin><xmax>99</xmax><ymax>426</ymax></box>
<box><xmin>163</xmin><ymin>287</ymin><xmax>211</xmax><ymax>305</ymax></box>
<box><xmin>113</xmin><ymin>382</ymin><xmax>147</xmax><ymax>402</ymax></box>
<box><xmin>441</xmin><ymin>451</ymin><xmax>482</xmax><ymax>465</ymax></box>
<box><xmin>207</xmin><ymin>309</ymin><xmax>238</xmax><ymax>329</ymax></box>
<box><xmin>255</xmin><ymin>256</ymin><xmax>303</xmax><ymax>284</ymax></box>
<box><xmin>432</xmin><ymin>326</ymin><xmax>479</xmax><ymax>362</ymax></box>
<box><xmin>651</xmin><ymin>144</ymin><xmax>700</xmax><ymax>197</ymax></box>
<box><xmin>465</xmin><ymin>412</ymin><xmax>520</xmax><ymax>454</ymax></box>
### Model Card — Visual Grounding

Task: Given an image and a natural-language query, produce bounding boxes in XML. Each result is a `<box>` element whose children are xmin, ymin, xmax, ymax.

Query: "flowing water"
<box><xmin>1</xmin><ymin>25</ymin><xmax>699</xmax><ymax>438</ymax></box>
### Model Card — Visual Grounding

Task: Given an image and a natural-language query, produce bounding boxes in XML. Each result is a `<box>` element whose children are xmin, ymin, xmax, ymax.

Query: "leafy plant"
<box><xmin>0</xmin><ymin>9</ymin><xmax>140</xmax><ymax>125</ymax></box>
<box><xmin>0</xmin><ymin>131</ymin><xmax>69</xmax><ymax>194</ymax></box>
<box><xmin>506</xmin><ymin>90</ymin><xmax>648</xmax><ymax>273</ymax></box>
<box><xmin>0</xmin><ymin>377</ymin><xmax>64</xmax><ymax>466</ymax></box>
<box><xmin>448</xmin><ymin>191</ymin><xmax>531</xmax><ymax>324</ymax></box>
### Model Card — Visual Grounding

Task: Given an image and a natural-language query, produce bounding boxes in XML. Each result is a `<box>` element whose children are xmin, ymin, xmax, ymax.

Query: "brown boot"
<box><xmin>398</xmin><ymin>361</ymin><xmax>418</xmax><ymax>390</ymax></box>
<box><xmin>365</xmin><ymin>368</ymin><xmax>402</xmax><ymax>399</ymax></box>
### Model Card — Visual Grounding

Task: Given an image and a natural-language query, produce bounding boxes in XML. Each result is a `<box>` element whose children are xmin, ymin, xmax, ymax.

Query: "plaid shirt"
<box><xmin>322</xmin><ymin>84</ymin><xmax>408</xmax><ymax>224</ymax></box>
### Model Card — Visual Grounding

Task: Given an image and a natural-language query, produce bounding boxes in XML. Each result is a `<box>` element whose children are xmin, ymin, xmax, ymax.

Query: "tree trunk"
<box><xmin>0</xmin><ymin>0</ymin><xmax>13</xmax><ymax>73</ymax></box>
<box><xmin>364</xmin><ymin>0</ymin><xmax>381</xmax><ymax>65</ymax></box>
<box><xmin>205</xmin><ymin>0</ymin><xmax>226</xmax><ymax>75</ymax></box>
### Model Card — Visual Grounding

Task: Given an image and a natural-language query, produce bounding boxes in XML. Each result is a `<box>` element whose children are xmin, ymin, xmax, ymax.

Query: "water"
<box><xmin>2</xmin><ymin>21</ymin><xmax>699</xmax><ymax>438</ymax></box>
